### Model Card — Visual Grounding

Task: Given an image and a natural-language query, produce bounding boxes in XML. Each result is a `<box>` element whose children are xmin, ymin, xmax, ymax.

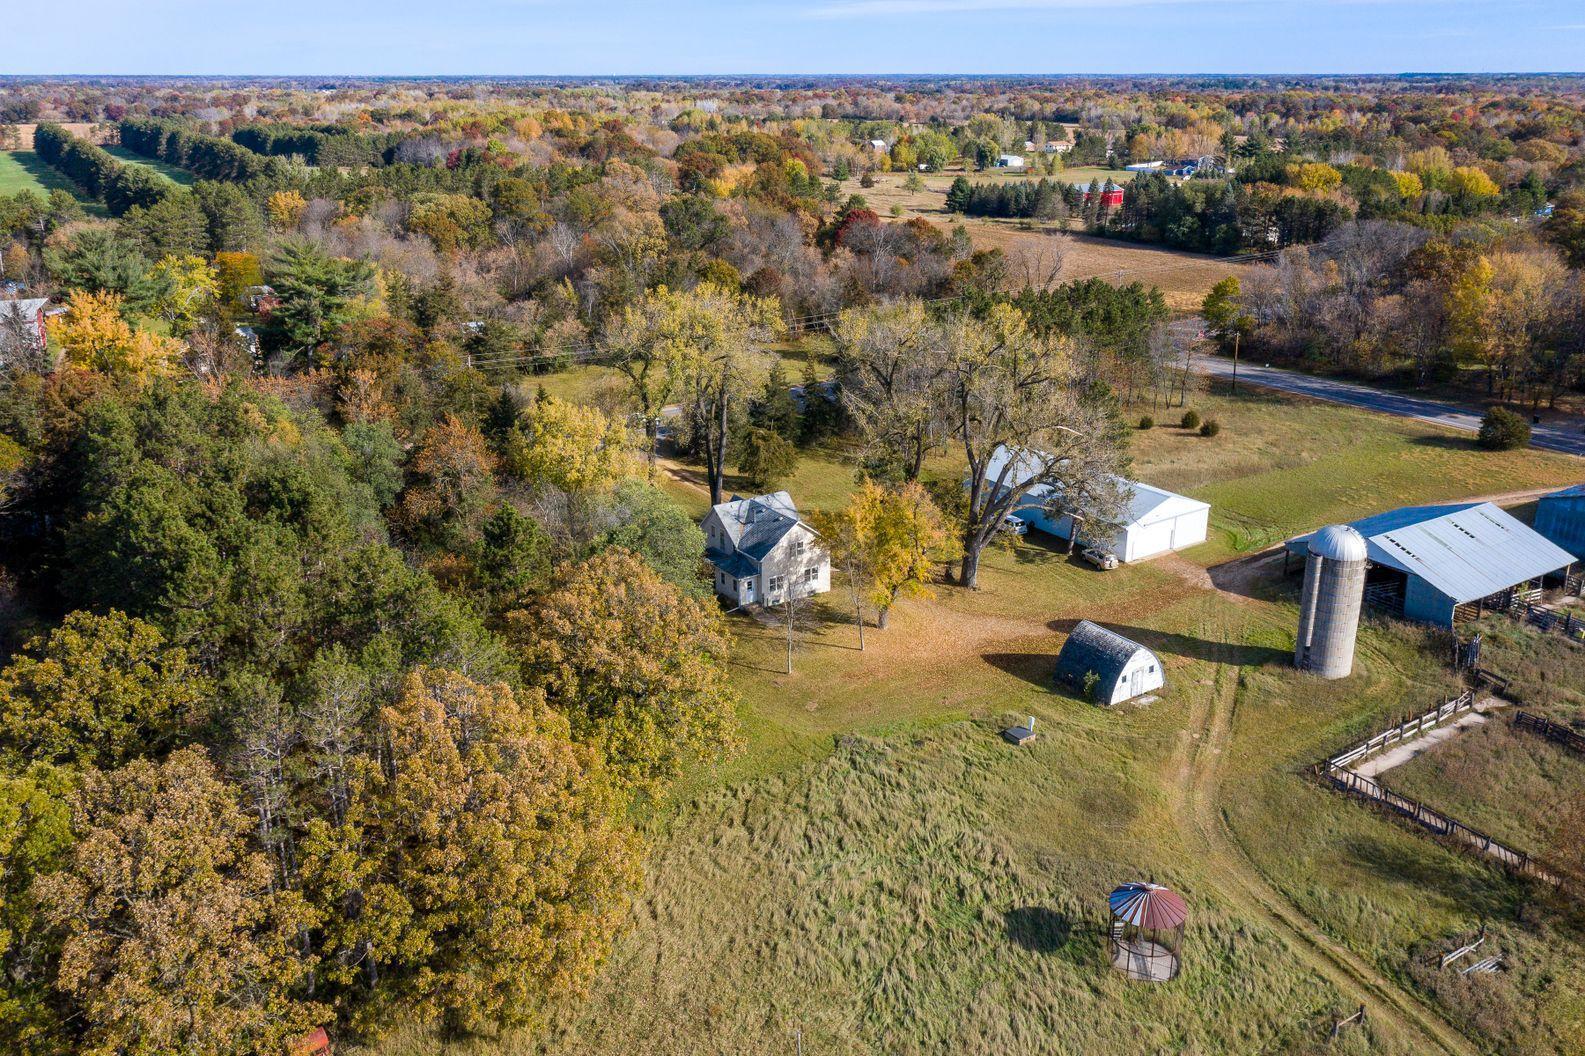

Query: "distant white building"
<box><xmin>703</xmin><ymin>491</ymin><xmax>830</xmax><ymax>608</ymax></box>
<box><xmin>1124</xmin><ymin>161</ymin><xmax>1164</xmax><ymax>172</ymax></box>
<box><xmin>994</xmin><ymin>154</ymin><xmax>1026</xmax><ymax>170</ymax></box>
<box><xmin>981</xmin><ymin>445</ymin><xmax>1211</xmax><ymax>563</ymax></box>
<box><xmin>869</xmin><ymin>139</ymin><xmax>889</xmax><ymax>152</ymax></box>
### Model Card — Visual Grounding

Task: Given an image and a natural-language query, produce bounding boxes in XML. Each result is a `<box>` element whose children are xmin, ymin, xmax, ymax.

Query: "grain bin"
<box><xmin>1294</xmin><ymin>524</ymin><xmax>1367</xmax><ymax>678</ymax></box>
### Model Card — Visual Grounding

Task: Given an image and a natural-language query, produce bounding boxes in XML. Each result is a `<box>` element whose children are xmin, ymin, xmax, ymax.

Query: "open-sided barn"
<box><xmin>1286</xmin><ymin>502</ymin><xmax>1575</xmax><ymax>626</ymax></box>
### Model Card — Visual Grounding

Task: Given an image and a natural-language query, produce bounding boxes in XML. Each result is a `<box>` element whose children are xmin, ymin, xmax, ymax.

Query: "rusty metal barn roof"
<box><xmin>1108</xmin><ymin>882</ymin><xmax>1187</xmax><ymax>930</ymax></box>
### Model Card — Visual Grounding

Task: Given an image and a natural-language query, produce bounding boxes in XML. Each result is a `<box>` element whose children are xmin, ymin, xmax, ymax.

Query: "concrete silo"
<box><xmin>1294</xmin><ymin>524</ymin><xmax>1368</xmax><ymax>678</ymax></box>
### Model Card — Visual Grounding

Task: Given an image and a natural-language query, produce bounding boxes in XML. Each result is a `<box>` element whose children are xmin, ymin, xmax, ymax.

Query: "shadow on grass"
<box><xmin>1206</xmin><ymin>550</ymin><xmax>1295</xmax><ymax>603</ymax></box>
<box><xmin>1342</xmin><ymin>833</ymin><xmax>1519</xmax><ymax>919</ymax></box>
<box><xmin>982</xmin><ymin>652</ymin><xmax>1056</xmax><ymax>689</ymax></box>
<box><xmin>1410</xmin><ymin>434</ymin><xmax>1477</xmax><ymax>451</ymax></box>
<box><xmin>1003</xmin><ymin>906</ymin><xmax>1073</xmax><ymax>953</ymax></box>
<box><xmin>1046</xmin><ymin>618</ymin><xmax>1290</xmax><ymax>667</ymax></box>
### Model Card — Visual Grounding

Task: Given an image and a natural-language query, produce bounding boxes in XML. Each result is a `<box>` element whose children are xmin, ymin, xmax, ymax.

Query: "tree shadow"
<box><xmin>982</xmin><ymin>652</ymin><xmax>1058</xmax><ymax>689</ymax></box>
<box><xmin>1410</xmin><ymin>434</ymin><xmax>1477</xmax><ymax>451</ymax></box>
<box><xmin>1003</xmin><ymin>906</ymin><xmax>1073</xmax><ymax>954</ymax></box>
<box><xmin>1046</xmin><ymin>618</ymin><xmax>1289</xmax><ymax>667</ymax></box>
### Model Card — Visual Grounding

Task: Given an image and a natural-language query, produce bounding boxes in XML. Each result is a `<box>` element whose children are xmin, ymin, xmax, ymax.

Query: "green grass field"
<box><xmin>0</xmin><ymin>148</ymin><xmax>102</xmax><ymax>212</ymax></box>
<box><xmin>101</xmin><ymin>144</ymin><xmax>195</xmax><ymax>186</ymax></box>
<box><xmin>360</xmin><ymin>374</ymin><xmax>1585</xmax><ymax>1056</ymax></box>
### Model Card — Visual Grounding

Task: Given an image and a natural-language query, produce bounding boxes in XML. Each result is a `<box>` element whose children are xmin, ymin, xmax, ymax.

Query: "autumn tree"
<box><xmin>833</xmin><ymin>299</ymin><xmax>947</xmax><ymax>482</ymax></box>
<box><xmin>295</xmin><ymin>669</ymin><xmax>640</xmax><ymax>1034</ymax></box>
<box><xmin>400</xmin><ymin>414</ymin><xmax>499</xmax><ymax>548</ymax></box>
<box><xmin>0</xmin><ymin>610</ymin><xmax>208</xmax><ymax>770</ymax></box>
<box><xmin>37</xmin><ymin>747</ymin><xmax>320</xmax><ymax>1056</ymax></box>
<box><xmin>53</xmin><ymin>289</ymin><xmax>182</xmax><ymax>379</ymax></box>
<box><xmin>608</xmin><ymin>283</ymin><xmax>780</xmax><ymax>501</ymax></box>
<box><xmin>506</xmin><ymin>394</ymin><xmax>635</xmax><ymax>545</ymax></box>
<box><xmin>149</xmin><ymin>253</ymin><xmax>220</xmax><ymax>336</ymax></box>
<box><xmin>814</xmin><ymin>480</ymin><xmax>958</xmax><ymax>639</ymax></box>
<box><xmin>511</xmin><ymin>549</ymin><xmax>737</xmax><ymax>796</ymax></box>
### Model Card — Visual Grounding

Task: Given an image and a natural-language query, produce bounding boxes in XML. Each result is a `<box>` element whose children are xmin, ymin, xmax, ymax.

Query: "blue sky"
<box><xmin>23</xmin><ymin>0</ymin><xmax>1585</xmax><ymax>75</ymax></box>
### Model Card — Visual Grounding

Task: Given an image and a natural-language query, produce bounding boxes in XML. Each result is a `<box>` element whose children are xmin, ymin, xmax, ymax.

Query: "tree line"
<box><xmin>232</xmin><ymin>123</ymin><xmax>406</xmax><ymax>168</ymax></box>
<box><xmin>119</xmin><ymin>118</ymin><xmax>276</xmax><ymax>183</ymax></box>
<box><xmin>31</xmin><ymin>124</ymin><xmax>172</xmax><ymax>216</ymax></box>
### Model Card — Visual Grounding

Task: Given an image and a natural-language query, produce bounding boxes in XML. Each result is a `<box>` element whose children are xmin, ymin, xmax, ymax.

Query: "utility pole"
<box><xmin>1230</xmin><ymin>331</ymin><xmax>1240</xmax><ymax>396</ymax></box>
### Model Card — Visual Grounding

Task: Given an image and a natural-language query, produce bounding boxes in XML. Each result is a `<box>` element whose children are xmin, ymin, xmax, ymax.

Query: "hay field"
<box><xmin>854</xmin><ymin>170</ymin><xmax>1253</xmax><ymax>311</ymax></box>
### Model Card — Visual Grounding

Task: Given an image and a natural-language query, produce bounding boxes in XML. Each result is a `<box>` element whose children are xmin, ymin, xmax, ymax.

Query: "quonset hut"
<box><xmin>1286</xmin><ymin>503</ymin><xmax>1574</xmax><ymax>627</ymax></box>
<box><xmin>1053</xmin><ymin>621</ymin><xmax>1163</xmax><ymax>706</ymax></box>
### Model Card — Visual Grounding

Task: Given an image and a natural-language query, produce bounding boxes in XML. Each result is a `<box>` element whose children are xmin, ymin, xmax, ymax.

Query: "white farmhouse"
<box><xmin>703</xmin><ymin>491</ymin><xmax>830</xmax><ymax>607</ymax></box>
<box><xmin>982</xmin><ymin>445</ymin><xmax>1210</xmax><ymax>563</ymax></box>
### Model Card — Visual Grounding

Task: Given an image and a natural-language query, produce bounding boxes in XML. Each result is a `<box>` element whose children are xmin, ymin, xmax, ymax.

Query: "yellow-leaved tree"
<box><xmin>150</xmin><ymin>254</ymin><xmax>220</xmax><ymax>336</ymax></box>
<box><xmin>54</xmin><ymin>290</ymin><xmax>182</xmax><ymax>379</ymax></box>
<box><xmin>506</xmin><ymin>394</ymin><xmax>636</xmax><ymax>543</ymax></box>
<box><xmin>294</xmin><ymin>668</ymin><xmax>641</xmax><ymax>1035</ymax></box>
<box><xmin>266</xmin><ymin>189</ymin><xmax>308</xmax><ymax>230</ymax></box>
<box><xmin>814</xmin><ymin>480</ymin><xmax>960</xmax><ymax>644</ymax></box>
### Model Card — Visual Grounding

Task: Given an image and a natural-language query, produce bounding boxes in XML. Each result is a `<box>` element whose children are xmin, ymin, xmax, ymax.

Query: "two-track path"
<box><xmin>1167</xmin><ymin>612</ymin><xmax>1481</xmax><ymax>1056</ymax></box>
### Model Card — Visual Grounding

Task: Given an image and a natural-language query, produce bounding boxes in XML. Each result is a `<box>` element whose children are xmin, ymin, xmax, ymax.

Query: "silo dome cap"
<box><xmin>1308</xmin><ymin>523</ymin><xmax>1368</xmax><ymax>561</ymax></box>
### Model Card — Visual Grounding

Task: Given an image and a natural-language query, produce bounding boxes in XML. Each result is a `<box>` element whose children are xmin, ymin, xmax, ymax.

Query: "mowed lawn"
<box><xmin>0</xmin><ymin>148</ymin><xmax>101</xmax><ymax>212</ymax></box>
<box><xmin>363</xmin><ymin>378</ymin><xmax>1585</xmax><ymax>1056</ymax></box>
<box><xmin>101</xmin><ymin>144</ymin><xmax>195</xmax><ymax>186</ymax></box>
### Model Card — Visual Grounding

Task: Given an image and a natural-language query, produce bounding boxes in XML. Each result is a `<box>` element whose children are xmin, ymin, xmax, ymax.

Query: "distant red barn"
<box><xmin>1084</xmin><ymin>188</ymin><xmax>1125</xmax><ymax>209</ymax></box>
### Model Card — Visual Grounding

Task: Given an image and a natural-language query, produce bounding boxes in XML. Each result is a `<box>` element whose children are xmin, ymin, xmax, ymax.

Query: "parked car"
<box><xmin>1000</xmin><ymin>514</ymin><xmax>1029</xmax><ymax>536</ymax></box>
<box><xmin>1078</xmin><ymin>545</ymin><xmax>1118</xmax><ymax>570</ymax></box>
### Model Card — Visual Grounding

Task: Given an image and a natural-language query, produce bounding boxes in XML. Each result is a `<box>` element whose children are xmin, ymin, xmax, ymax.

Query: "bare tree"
<box><xmin>943</xmin><ymin>305</ymin><xmax>1130</xmax><ymax>588</ymax></box>
<box><xmin>833</xmin><ymin>300</ymin><xmax>947</xmax><ymax>481</ymax></box>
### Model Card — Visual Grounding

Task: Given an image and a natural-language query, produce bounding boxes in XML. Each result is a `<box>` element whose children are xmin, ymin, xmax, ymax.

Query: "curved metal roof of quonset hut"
<box><xmin>1108</xmin><ymin>882</ymin><xmax>1188</xmax><ymax>929</ymax></box>
<box><xmin>1307</xmin><ymin>523</ymin><xmax>1368</xmax><ymax>562</ymax></box>
<box><xmin>1053</xmin><ymin>620</ymin><xmax>1154</xmax><ymax>692</ymax></box>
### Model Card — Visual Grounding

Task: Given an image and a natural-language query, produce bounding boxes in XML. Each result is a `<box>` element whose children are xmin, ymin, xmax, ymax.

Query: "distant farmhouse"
<box><xmin>703</xmin><ymin>491</ymin><xmax>830</xmax><ymax>608</ymax></box>
<box><xmin>1286</xmin><ymin>502</ymin><xmax>1574</xmax><ymax>627</ymax></box>
<box><xmin>994</xmin><ymin>154</ymin><xmax>1026</xmax><ymax>170</ymax></box>
<box><xmin>982</xmin><ymin>445</ymin><xmax>1210</xmax><ymax>562</ymax></box>
<box><xmin>1054</xmin><ymin>621</ymin><xmax>1164</xmax><ymax>706</ymax></box>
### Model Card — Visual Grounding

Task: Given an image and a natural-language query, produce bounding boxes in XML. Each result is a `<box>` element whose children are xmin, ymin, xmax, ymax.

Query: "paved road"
<box><xmin>1186</xmin><ymin>353</ymin><xmax>1585</xmax><ymax>458</ymax></box>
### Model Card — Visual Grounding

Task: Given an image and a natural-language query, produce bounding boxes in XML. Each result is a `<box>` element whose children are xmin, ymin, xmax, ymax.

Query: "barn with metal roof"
<box><xmin>1286</xmin><ymin>502</ymin><xmax>1575</xmax><ymax>626</ymax></box>
<box><xmin>1053</xmin><ymin>621</ymin><xmax>1163</xmax><ymax>706</ymax></box>
<box><xmin>1534</xmin><ymin>485</ymin><xmax>1585</xmax><ymax>559</ymax></box>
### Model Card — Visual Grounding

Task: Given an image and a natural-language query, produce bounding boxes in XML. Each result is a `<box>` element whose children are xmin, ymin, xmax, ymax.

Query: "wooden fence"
<box><xmin>1521</xmin><ymin>602</ymin><xmax>1585</xmax><ymax>641</ymax></box>
<box><xmin>1315</xmin><ymin>683</ymin><xmax>1571</xmax><ymax>887</ymax></box>
<box><xmin>1319</xmin><ymin>768</ymin><xmax>1544</xmax><ymax>878</ymax></box>
<box><xmin>1513</xmin><ymin>711</ymin><xmax>1585</xmax><ymax>756</ymax></box>
<box><xmin>1324</xmin><ymin>690</ymin><xmax>1477</xmax><ymax>772</ymax></box>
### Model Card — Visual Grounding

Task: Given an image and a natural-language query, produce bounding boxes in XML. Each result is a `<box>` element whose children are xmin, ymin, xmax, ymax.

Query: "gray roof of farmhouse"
<box><xmin>1288</xmin><ymin>502</ymin><xmax>1574</xmax><ymax>605</ymax></box>
<box><xmin>710</xmin><ymin>491</ymin><xmax>807</xmax><ymax>562</ymax></box>
<box><xmin>1053</xmin><ymin>621</ymin><xmax>1153</xmax><ymax>691</ymax></box>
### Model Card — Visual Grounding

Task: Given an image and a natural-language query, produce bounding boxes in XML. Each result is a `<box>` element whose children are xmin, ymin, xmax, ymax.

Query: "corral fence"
<box><xmin>1520</xmin><ymin>601</ymin><xmax>1585</xmax><ymax>642</ymax></box>
<box><xmin>1513</xmin><ymin>711</ymin><xmax>1585</xmax><ymax>756</ymax></box>
<box><xmin>1322</xmin><ymin>690</ymin><xmax>1477</xmax><ymax>772</ymax></box>
<box><xmin>1319</xmin><ymin>768</ymin><xmax>1544</xmax><ymax>878</ymax></box>
<box><xmin>1315</xmin><ymin>685</ymin><xmax>1570</xmax><ymax>887</ymax></box>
